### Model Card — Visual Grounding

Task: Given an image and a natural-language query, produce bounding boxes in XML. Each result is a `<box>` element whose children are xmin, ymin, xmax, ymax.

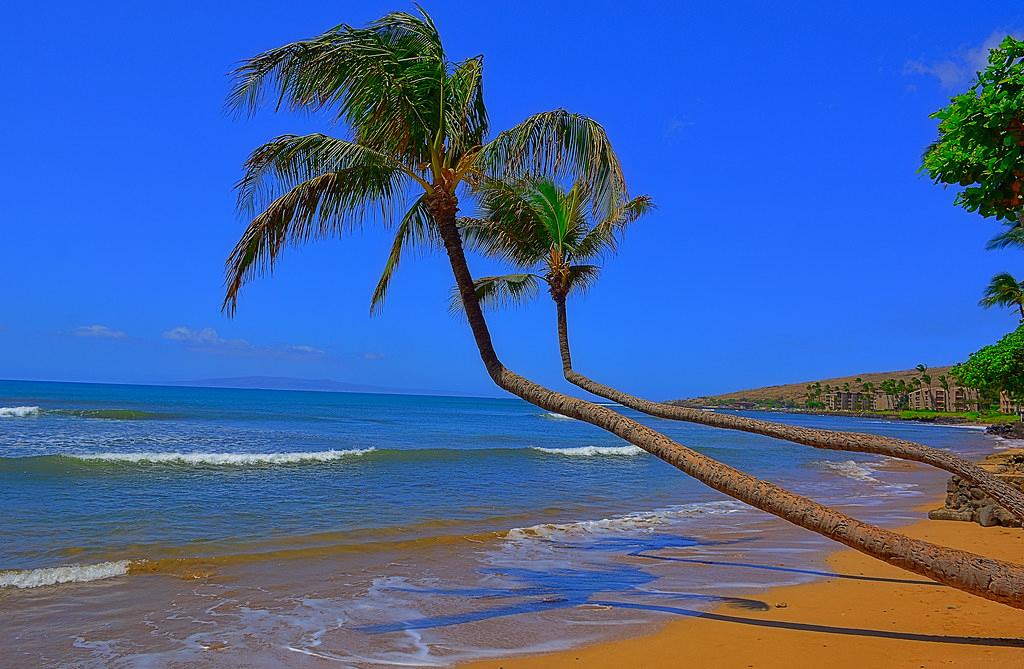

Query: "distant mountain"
<box><xmin>180</xmin><ymin>376</ymin><xmax>464</xmax><ymax>396</ymax></box>
<box><xmin>671</xmin><ymin>366</ymin><xmax>954</xmax><ymax>407</ymax></box>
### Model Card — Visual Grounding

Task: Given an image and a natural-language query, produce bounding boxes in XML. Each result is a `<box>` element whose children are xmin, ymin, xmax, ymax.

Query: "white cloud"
<box><xmin>74</xmin><ymin>325</ymin><xmax>127</xmax><ymax>339</ymax></box>
<box><xmin>162</xmin><ymin>326</ymin><xmax>245</xmax><ymax>347</ymax></box>
<box><xmin>361</xmin><ymin>351</ymin><xmax>385</xmax><ymax>361</ymax></box>
<box><xmin>286</xmin><ymin>344</ymin><xmax>326</xmax><ymax>356</ymax></box>
<box><xmin>163</xmin><ymin>326</ymin><xmax>325</xmax><ymax>358</ymax></box>
<box><xmin>905</xmin><ymin>30</ymin><xmax>1023</xmax><ymax>89</ymax></box>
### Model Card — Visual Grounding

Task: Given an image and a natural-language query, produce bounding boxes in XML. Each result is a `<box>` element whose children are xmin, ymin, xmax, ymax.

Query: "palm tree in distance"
<box><xmin>464</xmin><ymin>177</ymin><xmax>1024</xmax><ymax>527</ymax></box>
<box><xmin>916</xmin><ymin>364</ymin><xmax>933</xmax><ymax>410</ymax></box>
<box><xmin>979</xmin><ymin>272</ymin><xmax>1024</xmax><ymax>322</ymax></box>
<box><xmin>223</xmin><ymin>8</ymin><xmax>1024</xmax><ymax>607</ymax></box>
<box><xmin>987</xmin><ymin>219</ymin><xmax>1024</xmax><ymax>251</ymax></box>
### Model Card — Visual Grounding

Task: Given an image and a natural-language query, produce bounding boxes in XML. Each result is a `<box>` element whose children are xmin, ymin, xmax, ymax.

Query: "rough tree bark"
<box><xmin>429</xmin><ymin>196</ymin><xmax>1024</xmax><ymax>609</ymax></box>
<box><xmin>553</xmin><ymin>294</ymin><xmax>1024</xmax><ymax>524</ymax></box>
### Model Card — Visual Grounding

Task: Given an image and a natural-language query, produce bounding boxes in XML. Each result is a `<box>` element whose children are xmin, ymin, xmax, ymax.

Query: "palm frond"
<box><xmin>464</xmin><ymin>179</ymin><xmax>552</xmax><ymax>265</ymax></box>
<box><xmin>236</xmin><ymin>133</ymin><xmax>413</xmax><ymax>215</ymax></box>
<box><xmin>565</xmin><ymin>264</ymin><xmax>602</xmax><ymax>295</ymax></box>
<box><xmin>224</xmin><ymin>165</ymin><xmax>403</xmax><ymax>315</ymax></box>
<box><xmin>979</xmin><ymin>272</ymin><xmax>1024</xmax><ymax>309</ymax></box>
<box><xmin>574</xmin><ymin>194</ymin><xmax>654</xmax><ymax>260</ymax></box>
<box><xmin>370</xmin><ymin>195</ymin><xmax>439</xmax><ymax>314</ymax></box>
<box><xmin>450</xmin><ymin>274</ymin><xmax>541</xmax><ymax>313</ymax></box>
<box><xmin>226</xmin><ymin>8</ymin><xmax>446</xmax><ymax>167</ymax></box>
<box><xmin>480</xmin><ymin>110</ymin><xmax>626</xmax><ymax>217</ymax></box>
<box><xmin>444</xmin><ymin>55</ymin><xmax>487</xmax><ymax>159</ymax></box>
<box><xmin>987</xmin><ymin>221</ymin><xmax>1024</xmax><ymax>250</ymax></box>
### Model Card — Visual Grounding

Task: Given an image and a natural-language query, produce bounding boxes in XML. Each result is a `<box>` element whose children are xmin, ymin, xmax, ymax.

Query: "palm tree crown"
<box><xmin>979</xmin><ymin>272</ymin><xmax>1024</xmax><ymax>321</ymax></box>
<box><xmin>458</xmin><ymin>177</ymin><xmax>652</xmax><ymax>309</ymax></box>
<box><xmin>222</xmin><ymin>7</ymin><xmax>625</xmax><ymax>316</ymax></box>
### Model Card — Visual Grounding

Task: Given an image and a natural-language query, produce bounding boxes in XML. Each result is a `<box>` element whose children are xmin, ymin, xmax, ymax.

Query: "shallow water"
<box><xmin>0</xmin><ymin>380</ymin><xmax>998</xmax><ymax>667</ymax></box>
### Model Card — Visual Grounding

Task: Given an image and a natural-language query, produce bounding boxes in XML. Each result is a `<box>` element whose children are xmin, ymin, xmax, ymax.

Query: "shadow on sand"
<box><xmin>357</xmin><ymin>534</ymin><xmax>1022</xmax><ymax>648</ymax></box>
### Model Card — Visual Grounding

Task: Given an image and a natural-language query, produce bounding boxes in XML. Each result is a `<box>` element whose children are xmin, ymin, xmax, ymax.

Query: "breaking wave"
<box><xmin>530</xmin><ymin>445</ymin><xmax>644</xmax><ymax>457</ymax></box>
<box><xmin>506</xmin><ymin>500</ymin><xmax>747</xmax><ymax>540</ymax></box>
<box><xmin>815</xmin><ymin>459</ymin><xmax>878</xmax><ymax>482</ymax></box>
<box><xmin>63</xmin><ymin>449</ymin><xmax>377</xmax><ymax>465</ymax></box>
<box><xmin>540</xmin><ymin>412</ymin><xmax>577</xmax><ymax>421</ymax></box>
<box><xmin>0</xmin><ymin>406</ymin><xmax>41</xmax><ymax>417</ymax></box>
<box><xmin>0</xmin><ymin>561</ymin><xmax>130</xmax><ymax>589</ymax></box>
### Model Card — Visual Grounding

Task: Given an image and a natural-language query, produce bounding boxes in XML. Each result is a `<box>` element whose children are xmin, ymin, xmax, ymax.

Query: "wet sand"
<box><xmin>463</xmin><ymin>510</ymin><xmax>1024</xmax><ymax>668</ymax></box>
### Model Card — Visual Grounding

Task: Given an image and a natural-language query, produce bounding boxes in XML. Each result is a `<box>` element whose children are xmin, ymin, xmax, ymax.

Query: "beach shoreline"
<box><xmin>461</xmin><ymin>501</ymin><xmax>1024</xmax><ymax>668</ymax></box>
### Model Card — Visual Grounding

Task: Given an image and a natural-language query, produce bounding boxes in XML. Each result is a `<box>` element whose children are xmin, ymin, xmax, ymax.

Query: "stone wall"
<box><xmin>928</xmin><ymin>448</ymin><xmax>1024</xmax><ymax>528</ymax></box>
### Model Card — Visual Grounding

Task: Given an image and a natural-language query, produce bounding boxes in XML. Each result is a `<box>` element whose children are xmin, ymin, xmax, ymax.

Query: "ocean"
<box><xmin>0</xmin><ymin>379</ymin><xmax>1002</xmax><ymax>667</ymax></box>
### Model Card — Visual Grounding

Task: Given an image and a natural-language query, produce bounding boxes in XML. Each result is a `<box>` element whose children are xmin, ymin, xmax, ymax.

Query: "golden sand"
<box><xmin>463</xmin><ymin>514</ymin><xmax>1024</xmax><ymax>668</ymax></box>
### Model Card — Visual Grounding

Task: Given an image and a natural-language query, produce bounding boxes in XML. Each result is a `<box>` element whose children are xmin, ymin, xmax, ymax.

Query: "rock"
<box><xmin>977</xmin><ymin>506</ymin><xmax>1000</xmax><ymax>527</ymax></box>
<box><xmin>930</xmin><ymin>448</ymin><xmax>1024</xmax><ymax>528</ymax></box>
<box><xmin>928</xmin><ymin>508</ymin><xmax>974</xmax><ymax>522</ymax></box>
<box><xmin>986</xmin><ymin>423</ymin><xmax>1024</xmax><ymax>439</ymax></box>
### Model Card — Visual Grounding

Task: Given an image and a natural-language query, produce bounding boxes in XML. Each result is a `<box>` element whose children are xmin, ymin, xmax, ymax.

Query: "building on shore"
<box><xmin>823</xmin><ymin>391</ymin><xmax>869</xmax><ymax>411</ymax></box>
<box><xmin>908</xmin><ymin>386</ymin><xmax>979</xmax><ymax>412</ymax></box>
<box><xmin>1000</xmin><ymin>392</ymin><xmax>1022</xmax><ymax>416</ymax></box>
<box><xmin>823</xmin><ymin>386</ymin><xmax>979</xmax><ymax>412</ymax></box>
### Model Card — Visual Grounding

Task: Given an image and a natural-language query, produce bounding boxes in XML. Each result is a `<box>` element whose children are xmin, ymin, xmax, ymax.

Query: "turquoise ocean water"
<box><xmin>0</xmin><ymin>380</ymin><xmax>1002</xmax><ymax>667</ymax></box>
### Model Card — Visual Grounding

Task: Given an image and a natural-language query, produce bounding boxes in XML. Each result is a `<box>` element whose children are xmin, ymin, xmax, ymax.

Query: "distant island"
<box><xmin>179</xmin><ymin>376</ymin><xmax>471</xmax><ymax>397</ymax></box>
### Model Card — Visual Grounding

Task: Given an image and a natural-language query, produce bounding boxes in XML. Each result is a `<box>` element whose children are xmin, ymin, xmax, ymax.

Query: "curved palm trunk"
<box><xmin>553</xmin><ymin>297</ymin><xmax>1024</xmax><ymax>523</ymax></box>
<box><xmin>431</xmin><ymin>202</ymin><xmax>1024</xmax><ymax>609</ymax></box>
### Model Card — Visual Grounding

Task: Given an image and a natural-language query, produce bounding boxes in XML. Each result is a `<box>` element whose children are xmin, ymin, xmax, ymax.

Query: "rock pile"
<box><xmin>928</xmin><ymin>448</ymin><xmax>1024</xmax><ymax>528</ymax></box>
<box><xmin>986</xmin><ymin>422</ymin><xmax>1024</xmax><ymax>439</ymax></box>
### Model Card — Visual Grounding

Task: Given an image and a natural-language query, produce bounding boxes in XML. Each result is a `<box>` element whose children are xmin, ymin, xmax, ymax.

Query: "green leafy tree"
<box><xmin>223</xmin><ymin>8</ymin><xmax>1024</xmax><ymax>607</ymax></box>
<box><xmin>922</xmin><ymin>36</ymin><xmax>1024</xmax><ymax>226</ymax></box>
<box><xmin>979</xmin><ymin>272</ymin><xmax>1024</xmax><ymax>322</ymax></box>
<box><xmin>953</xmin><ymin>326</ymin><xmax>1024</xmax><ymax>418</ymax></box>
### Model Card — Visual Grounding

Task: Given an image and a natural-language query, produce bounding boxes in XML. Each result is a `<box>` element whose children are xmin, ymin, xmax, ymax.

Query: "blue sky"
<box><xmin>2</xmin><ymin>1</ymin><xmax>1022</xmax><ymax>398</ymax></box>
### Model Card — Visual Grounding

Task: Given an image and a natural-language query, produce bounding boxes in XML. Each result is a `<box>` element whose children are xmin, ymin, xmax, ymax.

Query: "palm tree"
<box><xmin>224</xmin><ymin>9</ymin><xmax>1024</xmax><ymax>607</ymax></box>
<box><xmin>464</xmin><ymin>178</ymin><xmax>1024</xmax><ymax>526</ymax></box>
<box><xmin>458</xmin><ymin>175</ymin><xmax>652</xmax><ymax>369</ymax></box>
<box><xmin>987</xmin><ymin>218</ymin><xmax>1024</xmax><ymax>251</ymax></box>
<box><xmin>979</xmin><ymin>272</ymin><xmax>1024</xmax><ymax>322</ymax></box>
<box><xmin>938</xmin><ymin>374</ymin><xmax>951</xmax><ymax>412</ymax></box>
<box><xmin>916</xmin><ymin>364</ymin><xmax>933</xmax><ymax>410</ymax></box>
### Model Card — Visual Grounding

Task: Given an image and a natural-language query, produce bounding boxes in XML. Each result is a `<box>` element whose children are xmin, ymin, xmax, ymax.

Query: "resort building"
<box><xmin>1000</xmin><ymin>392</ymin><xmax>1022</xmax><ymax>416</ymax></box>
<box><xmin>823</xmin><ymin>391</ymin><xmax>881</xmax><ymax>411</ymax></box>
<box><xmin>823</xmin><ymin>386</ymin><xmax>979</xmax><ymax>412</ymax></box>
<box><xmin>908</xmin><ymin>386</ymin><xmax>979</xmax><ymax>412</ymax></box>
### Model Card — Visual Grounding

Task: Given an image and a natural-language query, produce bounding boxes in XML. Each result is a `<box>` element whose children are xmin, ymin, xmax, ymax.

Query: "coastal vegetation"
<box><xmin>223</xmin><ymin>8</ymin><xmax>1024</xmax><ymax>607</ymax></box>
<box><xmin>923</xmin><ymin>35</ymin><xmax>1024</xmax><ymax>422</ymax></box>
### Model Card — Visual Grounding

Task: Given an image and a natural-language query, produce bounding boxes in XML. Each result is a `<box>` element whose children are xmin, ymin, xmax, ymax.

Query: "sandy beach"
<box><xmin>463</xmin><ymin>507</ymin><xmax>1024</xmax><ymax>668</ymax></box>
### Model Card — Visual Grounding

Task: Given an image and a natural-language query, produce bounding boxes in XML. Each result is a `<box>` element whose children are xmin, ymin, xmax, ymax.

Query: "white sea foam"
<box><xmin>0</xmin><ymin>406</ymin><xmax>41</xmax><ymax>417</ymax></box>
<box><xmin>506</xmin><ymin>500</ymin><xmax>746</xmax><ymax>540</ymax></box>
<box><xmin>994</xmin><ymin>436</ymin><xmax>1024</xmax><ymax>450</ymax></box>
<box><xmin>0</xmin><ymin>560</ymin><xmax>130</xmax><ymax>589</ymax></box>
<box><xmin>66</xmin><ymin>448</ymin><xmax>376</xmax><ymax>465</ymax></box>
<box><xmin>816</xmin><ymin>459</ymin><xmax>878</xmax><ymax>482</ymax></box>
<box><xmin>541</xmin><ymin>412</ymin><xmax>577</xmax><ymax>421</ymax></box>
<box><xmin>530</xmin><ymin>445</ymin><xmax>645</xmax><ymax>457</ymax></box>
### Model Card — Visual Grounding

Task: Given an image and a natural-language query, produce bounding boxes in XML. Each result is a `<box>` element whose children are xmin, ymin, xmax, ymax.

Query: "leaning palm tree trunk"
<box><xmin>432</xmin><ymin>204</ymin><xmax>1024</xmax><ymax>610</ymax></box>
<box><xmin>553</xmin><ymin>295</ymin><xmax>1024</xmax><ymax>524</ymax></box>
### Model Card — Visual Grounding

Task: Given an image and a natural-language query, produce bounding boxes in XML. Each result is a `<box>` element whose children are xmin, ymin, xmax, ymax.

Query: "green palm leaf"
<box><xmin>987</xmin><ymin>221</ymin><xmax>1024</xmax><ymax>250</ymax></box>
<box><xmin>979</xmin><ymin>272</ymin><xmax>1024</xmax><ymax>317</ymax></box>
<box><xmin>479</xmin><ymin>110</ymin><xmax>626</xmax><ymax>217</ymax></box>
<box><xmin>224</xmin><ymin>166</ymin><xmax>403</xmax><ymax>315</ymax></box>
<box><xmin>450</xmin><ymin>274</ymin><xmax>541</xmax><ymax>312</ymax></box>
<box><xmin>370</xmin><ymin>195</ymin><xmax>440</xmax><ymax>314</ymax></box>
